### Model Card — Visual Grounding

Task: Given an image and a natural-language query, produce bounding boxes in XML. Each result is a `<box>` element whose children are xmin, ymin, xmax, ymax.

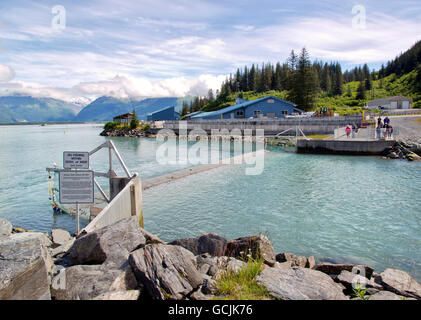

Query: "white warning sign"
<box><xmin>63</xmin><ymin>151</ymin><xmax>89</xmax><ymax>169</ymax></box>
<box><xmin>59</xmin><ymin>170</ymin><xmax>94</xmax><ymax>204</ymax></box>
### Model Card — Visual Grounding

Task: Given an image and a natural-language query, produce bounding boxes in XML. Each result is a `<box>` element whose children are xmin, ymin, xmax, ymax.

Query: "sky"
<box><xmin>0</xmin><ymin>0</ymin><xmax>420</xmax><ymax>104</ymax></box>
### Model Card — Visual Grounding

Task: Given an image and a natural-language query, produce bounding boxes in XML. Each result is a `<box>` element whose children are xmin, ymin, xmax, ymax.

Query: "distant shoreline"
<box><xmin>0</xmin><ymin>121</ymin><xmax>105</xmax><ymax>126</ymax></box>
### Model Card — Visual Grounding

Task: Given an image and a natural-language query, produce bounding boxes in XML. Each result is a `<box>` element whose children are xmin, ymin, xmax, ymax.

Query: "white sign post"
<box><xmin>60</xmin><ymin>151</ymin><xmax>93</xmax><ymax>234</ymax></box>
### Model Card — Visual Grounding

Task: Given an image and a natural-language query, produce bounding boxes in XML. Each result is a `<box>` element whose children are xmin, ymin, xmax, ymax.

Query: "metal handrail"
<box><xmin>46</xmin><ymin>140</ymin><xmax>137</xmax><ymax>204</ymax></box>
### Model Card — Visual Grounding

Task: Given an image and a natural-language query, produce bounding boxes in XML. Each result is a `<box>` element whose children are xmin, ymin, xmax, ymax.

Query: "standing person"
<box><xmin>376</xmin><ymin>125</ymin><xmax>381</xmax><ymax>139</ymax></box>
<box><xmin>381</xmin><ymin>124</ymin><xmax>387</xmax><ymax>140</ymax></box>
<box><xmin>352</xmin><ymin>124</ymin><xmax>357</xmax><ymax>138</ymax></box>
<box><xmin>377</xmin><ymin>116</ymin><xmax>383</xmax><ymax>128</ymax></box>
<box><xmin>345</xmin><ymin>125</ymin><xmax>352</xmax><ymax>138</ymax></box>
<box><xmin>388</xmin><ymin>125</ymin><xmax>394</xmax><ymax>139</ymax></box>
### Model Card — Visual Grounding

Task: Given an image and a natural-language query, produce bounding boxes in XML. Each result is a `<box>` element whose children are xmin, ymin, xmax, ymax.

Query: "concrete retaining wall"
<box><xmin>83</xmin><ymin>177</ymin><xmax>143</xmax><ymax>233</ymax></box>
<box><xmin>296</xmin><ymin>139</ymin><xmax>395</xmax><ymax>155</ymax></box>
<box><xmin>161</xmin><ymin>117</ymin><xmax>363</xmax><ymax>136</ymax></box>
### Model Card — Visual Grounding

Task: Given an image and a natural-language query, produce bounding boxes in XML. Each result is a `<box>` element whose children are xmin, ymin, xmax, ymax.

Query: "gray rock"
<box><xmin>274</xmin><ymin>261</ymin><xmax>294</xmax><ymax>269</ymax></box>
<box><xmin>337</xmin><ymin>270</ymin><xmax>383</xmax><ymax>291</ymax></box>
<box><xmin>0</xmin><ymin>218</ymin><xmax>12</xmax><ymax>238</ymax></box>
<box><xmin>374</xmin><ymin>268</ymin><xmax>421</xmax><ymax>299</ymax></box>
<box><xmin>307</xmin><ymin>256</ymin><xmax>316</xmax><ymax>269</ymax></box>
<box><xmin>256</xmin><ymin>267</ymin><xmax>348</xmax><ymax>300</ymax></box>
<box><xmin>276</xmin><ymin>253</ymin><xmax>308</xmax><ymax>268</ymax></box>
<box><xmin>129</xmin><ymin>244</ymin><xmax>203</xmax><ymax>300</ymax></box>
<box><xmin>66</xmin><ymin>216</ymin><xmax>147</xmax><ymax>268</ymax></box>
<box><xmin>0</xmin><ymin>232</ymin><xmax>53</xmax><ymax>300</ymax></box>
<box><xmin>225</xmin><ymin>235</ymin><xmax>275</xmax><ymax>266</ymax></box>
<box><xmin>313</xmin><ymin>263</ymin><xmax>374</xmax><ymax>279</ymax></box>
<box><xmin>93</xmin><ymin>290</ymin><xmax>141</xmax><ymax>300</ymax></box>
<box><xmin>369</xmin><ymin>290</ymin><xmax>414</xmax><ymax>300</ymax></box>
<box><xmin>51</xmin><ymin>264</ymin><xmax>138</xmax><ymax>300</ymax></box>
<box><xmin>201</xmin><ymin>274</ymin><xmax>218</xmax><ymax>295</ymax></box>
<box><xmin>196</xmin><ymin>255</ymin><xmax>246</xmax><ymax>280</ymax></box>
<box><xmin>190</xmin><ymin>287</ymin><xmax>213</xmax><ymax>300</ymax></box>
<box><xmin>169</xmin><ymin>233</ymin><xmax>227</xmax><ymax>257</ymax></box>
<box><xmin>50</xmin><ymin>238</ymin><xmax>75</xmax><ymax>258</ymax></box>
<box><xmin>199</xmin><ymin>263</ymin><xmax>211</xmax><ymax>275</ymax></box>
<box><xmin>51</xmin><ymin>229</ymin><xmax>72</xmax><ymax>247</ymax></box>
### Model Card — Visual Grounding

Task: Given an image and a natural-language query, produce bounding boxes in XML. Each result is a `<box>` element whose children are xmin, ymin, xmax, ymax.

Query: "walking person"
<box><xmin>345</xmin><ymin>125</ymin><xmax>352</xmax><ymax>139</ymax></box>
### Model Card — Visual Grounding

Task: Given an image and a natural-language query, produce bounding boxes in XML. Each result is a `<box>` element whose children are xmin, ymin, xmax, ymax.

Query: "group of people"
<box><xmin>345</xmin><ymin>124</ymin><xmax>358</xmax><ymax>138</ymax></box>
<box><xmin>376</xmin><ymin>116</ymin><xmax>393</xmax><ymax>139</ymax></box>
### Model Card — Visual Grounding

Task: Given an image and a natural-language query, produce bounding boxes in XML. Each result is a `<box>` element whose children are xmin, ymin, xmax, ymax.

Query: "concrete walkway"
<box><xmin>142</xmin><ymin>150</ymin><xmax>266</xmax><ymax>190</ymax></box>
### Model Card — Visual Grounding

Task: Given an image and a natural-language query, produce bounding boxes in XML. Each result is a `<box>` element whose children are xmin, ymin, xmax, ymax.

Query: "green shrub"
<box><xmin>214</xmin><ymin>256</ymin><xmax>272</xmax><ymax>300</ymax></box>
<box><xmin>104</xmin><ymin>121</ymin><xmax>118</xmax><ymax>130</ymax></box>
<box><xmin>141</xmin><ymin>124</ymin><xmax>150</xmax><ymax>131</ymax></box>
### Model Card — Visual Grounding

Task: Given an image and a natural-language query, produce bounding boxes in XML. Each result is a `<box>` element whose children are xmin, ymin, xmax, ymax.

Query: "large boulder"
<box><xmin>50</xmin><ymin>238</ymin><xmax>75</xmax><ymax>258</ymax></box>
<box><xmin>0</xmin><ymin>218</ymin><xmax>12</xmax><ymax>238</ymax></box>
<box><xmin>276</xmin><ymin>253</ymin><xmax>308</xmax><ymax>268</ymax></box>
<box><xmin>374</xmin><ymin>269</ymin><xmax>421</xmax><ymax>299</ymax></box>
<box><xmin>66</xmin><ymin>216</ymin><xmax>150</xmax><ymax>268</ymax></box>
<box><xmin>369</xmin><ymin>290</ymin><xmax>416</xmax><ymax>301</ymax></box>
<box><xmin>51</xmin><ymin>229</ymin><xmax>72</xmax><ymax>247</ymax></box>
<box><xmin>129</xmin><ymin>244</ymin><xmax>203</xmax><ymax>300</ymax></box>
<box><xmin>256</xmin><ymin>267</ymin><xmax>348</xmax><ymax>300</ymax></box>
<box><xmin>336</xmin><ymin>270</ymin><xmax>383</xmax><ymax>291</ymax></box>
<box><xmin>225</xmin><ymin>235</ymin><xmax>275</xmax><ymax>266</ymax></box>
<box><xmin>0</xmin><ymin>232</ymin><xmax>53</xmax><ymax>300</ymax></box>
<box><xmin>51</xmin><ymin>264</ymin><xmax>138</xmax><ymax>300</ymax></box>
<box><xmin>313</xmin><ymin>263</ymin><xmax>374</xmax><ymax>279</ymax></box>
<box><xmin>169</xmin><ymin>233</ymin><xmax>227</xmax><ymax>257</ymax></box>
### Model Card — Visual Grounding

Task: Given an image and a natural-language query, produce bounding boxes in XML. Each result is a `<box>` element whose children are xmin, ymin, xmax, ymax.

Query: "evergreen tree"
<box><xmin>288</xmin><ymin>47</ymin><xmax>317</xmax><ymax>110</ymax></box>
<box><xmin>130</xmin><ymin>109</ymin><xmax>139</xmax><ymax>129</ymax></box>
<box><xmin>365</xmin><ymin>77</ymin><xmax>372</xmax><ymax>91</ymax></box>
<box><xmin>181</xmin><ymin>101</ymin><xmax>190</xmax><ymax>116</ymax></box>
<box><xmin>356</xmin><ymin>81</ymin><xmax>366</xmax><ymax>100</ymax></box>
<box><xmin>207</xmin><ymin>89</ymin><xmax>215</xmax><ymax>103</ymax></box>
<box><xmin>248</xmin><ymin>64</ymin><xmax>257</xmax><ymax>91</ymax></box>
<box><xmin>332</xmin><ymin>63</ymin><xmax>344</xmax><ymax>95</ymax></box>
<box><xmin>347</xmin><ymin>84</ymin><xmax>352</xmax><ymax>97</ymax></box>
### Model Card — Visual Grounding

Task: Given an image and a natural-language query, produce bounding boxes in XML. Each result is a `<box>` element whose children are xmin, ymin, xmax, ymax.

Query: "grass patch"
<box><xmin>214</xmin><ymin>257</ymin><xmax>272</xmax><ymax>300</ymax></box>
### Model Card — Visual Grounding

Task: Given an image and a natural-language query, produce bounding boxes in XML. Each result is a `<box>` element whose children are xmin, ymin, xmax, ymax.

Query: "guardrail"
<box><xmin>82</xmin><ymin>176</ymin><xmax>143</xmax><ymax>233</ymax></box>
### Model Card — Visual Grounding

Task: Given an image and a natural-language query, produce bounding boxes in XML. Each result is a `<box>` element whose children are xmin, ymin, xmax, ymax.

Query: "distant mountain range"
<box><xmin>0</xmin><ymin>96</ymin><xmax>80</xmax><ymax>123</ymax></box>
<box><xmin>0</xmin><ymin>95</ymin><xmax>194</xmax><ymax>123</ymax></box>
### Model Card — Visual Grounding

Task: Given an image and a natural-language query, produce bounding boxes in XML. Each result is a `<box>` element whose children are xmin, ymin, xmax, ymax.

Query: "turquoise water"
<box><xmin>0</xmin><ymin>124</ymin><xmax>420</xmax><ymax>281</ymax></box>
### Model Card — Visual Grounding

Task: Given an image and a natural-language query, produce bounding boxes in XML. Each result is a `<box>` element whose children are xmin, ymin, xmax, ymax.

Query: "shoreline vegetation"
<box><xmin>1</xmin><ymin>216</ymin><xmax>420</xmax><ymax>300</ymax></box>
<box><xmin>179</xmin><ymin>42</ymin><xmax>421</xmax><ymax>118</ymax></box>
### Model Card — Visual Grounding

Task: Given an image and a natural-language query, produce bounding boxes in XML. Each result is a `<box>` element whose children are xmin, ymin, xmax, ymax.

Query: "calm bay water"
<box><xmin>0</xmin><ymin>124</ymin><xmax>420</xmax><ymax>281</ymax></box>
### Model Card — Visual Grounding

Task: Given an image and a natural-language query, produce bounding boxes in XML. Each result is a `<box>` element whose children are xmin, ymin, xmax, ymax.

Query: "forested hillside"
<box><xmin>181</xmin><ymin>40</ymin><xmax>421</xmax><ymax>116</ymax></box>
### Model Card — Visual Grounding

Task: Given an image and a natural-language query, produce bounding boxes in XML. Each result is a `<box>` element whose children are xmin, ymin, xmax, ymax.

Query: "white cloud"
<box><xmin>0</xmin><ymin>73</ymin><xmax>226</xmax><ymax>103</ymax></box>
<box><xmin>0</xmin><ymin>64</ymin><xmax>15</xmax><ymax>81</ymax></box>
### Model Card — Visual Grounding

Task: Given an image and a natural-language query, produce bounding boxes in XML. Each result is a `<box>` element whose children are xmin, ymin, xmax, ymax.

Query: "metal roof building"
<box><xmin>366</xmin><ymin>96</ymin><xmax>413</xmax><ymax>109</ymax></box>
<box><xmin>147</xmin><ymin>106</ymin><xmax>180</xmax><ymax>121</ymax></box>
<box><xmin>191</xmin><ymin>96</ymin><xmax>302</xmax><ymax>120</ymax></box>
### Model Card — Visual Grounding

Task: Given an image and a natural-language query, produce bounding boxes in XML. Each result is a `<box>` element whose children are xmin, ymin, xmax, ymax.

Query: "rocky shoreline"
<box><xmin>1</xmin><ymin>217</ymin><xmax>420</xmax><ymax>300</ymax></box>
<box><xmin>100</xmin><ymin>128</ymin><xmax>151</xmax><ymax>138</ymax></box>
<box><xmin>382</xmin><ymin>139</ymin><xmax>421</xmax><ymax>161</ymax></box>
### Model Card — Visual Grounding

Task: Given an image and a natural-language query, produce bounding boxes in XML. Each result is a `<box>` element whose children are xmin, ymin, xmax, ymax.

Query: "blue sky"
<box><xmin>0</xmin><ymin>0</ymin><xmax>420</xmax><ymax>103</ymax></box>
